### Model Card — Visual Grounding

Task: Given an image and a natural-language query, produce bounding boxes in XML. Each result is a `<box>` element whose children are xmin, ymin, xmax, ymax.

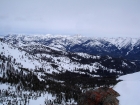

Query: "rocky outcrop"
<box><xmin>78</xmin><ymin>87</ymin><xmax>120</xmax><ymax>105</ymax></box>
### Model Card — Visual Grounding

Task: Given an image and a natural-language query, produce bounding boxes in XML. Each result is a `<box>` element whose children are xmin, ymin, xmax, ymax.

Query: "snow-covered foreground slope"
<box><xmin>114</xmin><ymin>72</ymin><xmax>140</xmax><ymax>105</ymax></box>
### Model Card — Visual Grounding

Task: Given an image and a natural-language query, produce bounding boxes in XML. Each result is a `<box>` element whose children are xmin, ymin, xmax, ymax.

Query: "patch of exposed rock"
<box><xmin>78</xmin><ymin>87</ymin><xmax>120</xmax><ymax>105</ymax></box>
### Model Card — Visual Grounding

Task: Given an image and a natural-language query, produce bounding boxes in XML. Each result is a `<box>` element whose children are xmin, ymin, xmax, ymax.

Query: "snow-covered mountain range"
<box><xmin>3</xmin><ymin>34</ymin><xmax>140</xmax><ymax>60</ymax></box>
<box><xmin>0</xmin><ymin>34</ymin><xmax>140</xmax><ymax>104</ymax></box>
<box><xmin>1</xmin><ymin>34</ymin><xmax>139</xmax><ymax>76</ymax></box>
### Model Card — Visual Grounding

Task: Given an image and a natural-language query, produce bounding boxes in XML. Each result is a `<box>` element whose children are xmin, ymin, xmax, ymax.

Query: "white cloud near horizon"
<box><xmin>0</xmin><ymin>0</ymin><xmax>140</xmax><ymax>37</ymax></box>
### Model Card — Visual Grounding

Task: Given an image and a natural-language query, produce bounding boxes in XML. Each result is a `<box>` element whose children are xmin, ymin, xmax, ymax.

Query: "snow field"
<box><xmin>114</xmin><ymin>72</ymin><xmax>140</xmax><ymax>105</ymax></box>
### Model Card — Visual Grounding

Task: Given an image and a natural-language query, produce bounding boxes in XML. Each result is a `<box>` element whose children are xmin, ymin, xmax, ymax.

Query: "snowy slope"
<box><xmin>0</xmin><ymin>41</ymin><xmax>62</xmax><ymax>75</ymax></box>
<box><xmin>0</xmin><ymin>41</ymin><xmax>112</xmax><ymax>76</ymax></box>
<box><xmin>0</xmin><ymin>42</ymin><xmax>40</xmax><ymax>70</ymax></box>
<box><xmin>114</xmin><ymin>72</ymin><xmax>140</xmax><ymax>105</ymax></box>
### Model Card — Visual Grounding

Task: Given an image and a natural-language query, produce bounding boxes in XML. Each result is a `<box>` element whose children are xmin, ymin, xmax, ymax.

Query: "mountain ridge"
<box><xmin>3</xmin><ymin>34</ymin><xmax>140</xmax><ymax>60</ymax></box>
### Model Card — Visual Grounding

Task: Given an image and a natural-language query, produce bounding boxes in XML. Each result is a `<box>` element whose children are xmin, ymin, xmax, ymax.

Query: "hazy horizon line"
<box><xmin>0</xmin><ymin>33</ymin><xmax>140</xmax><ymax>38</ymax></box>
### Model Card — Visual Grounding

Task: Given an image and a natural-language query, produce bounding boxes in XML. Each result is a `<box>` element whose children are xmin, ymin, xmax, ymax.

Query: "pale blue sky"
<box><xmin>0</xmin><ymin>0</ymin><xmax>140</xmax><ymax>37</ymax></box>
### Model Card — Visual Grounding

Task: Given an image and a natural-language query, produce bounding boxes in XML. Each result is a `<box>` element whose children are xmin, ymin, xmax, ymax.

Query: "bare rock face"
<box><xmin>78</xmin><ymin>87</ymin><xmax>120</xmax><ymax>105</ymax></box>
